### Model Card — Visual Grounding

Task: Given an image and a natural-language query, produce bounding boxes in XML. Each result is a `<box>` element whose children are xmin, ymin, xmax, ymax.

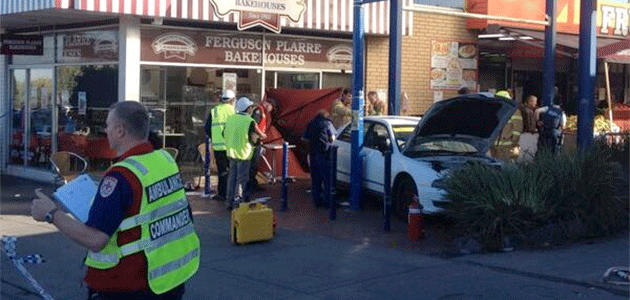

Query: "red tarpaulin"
<box><xmin>258</xmin><ymin>87</ymin><xmax>342</xmax><ymax>179</ymax></box>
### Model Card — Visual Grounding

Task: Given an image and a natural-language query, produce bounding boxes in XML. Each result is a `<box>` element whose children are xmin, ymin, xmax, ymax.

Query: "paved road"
<box><xmin>1</xmin><ymin>175</ymin><xmax>628</xmax><ymax>300</ymax></box>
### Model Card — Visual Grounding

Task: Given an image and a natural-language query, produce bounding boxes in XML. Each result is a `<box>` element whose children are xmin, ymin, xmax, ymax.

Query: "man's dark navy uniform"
<box><xmin>302</xmin><ymin>110</ymin><xmax>336</xmax><ymax>208</ymax></box>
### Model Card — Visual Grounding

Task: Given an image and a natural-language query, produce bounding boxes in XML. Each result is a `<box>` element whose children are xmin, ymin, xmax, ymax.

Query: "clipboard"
<box><xmin>52</xmin><ymin>174</ymin><xmax>98</xmax><ymax>223</ymax></box>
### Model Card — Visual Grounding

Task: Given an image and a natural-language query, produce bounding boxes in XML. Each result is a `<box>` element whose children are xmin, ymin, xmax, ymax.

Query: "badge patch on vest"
<box><xmin>100</xmin><ymin>176</ymin><xmax>118</xmax><ymax>198</ymax></box>
<box><xmin>149</xmin><ymin>209</ymin><xmax>191</xmax><ymax>240</ymax></box>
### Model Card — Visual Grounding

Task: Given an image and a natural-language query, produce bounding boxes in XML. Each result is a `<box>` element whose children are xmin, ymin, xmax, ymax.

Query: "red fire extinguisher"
<box><xmin>407</xmin><ymin>202</ymin><xmax>425</xmax><ymax>240</ymax></box>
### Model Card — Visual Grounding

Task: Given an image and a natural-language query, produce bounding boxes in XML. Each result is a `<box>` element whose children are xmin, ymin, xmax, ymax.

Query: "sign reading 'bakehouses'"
<box><xmin>207</xmin><ymin>0</ymin><xmax>305</xmax><ymax>33</ymax></box>
<box><xmin>142</xmin><ymin>29</ymin><xmax>352</xmax><ymax>70</ymax></box>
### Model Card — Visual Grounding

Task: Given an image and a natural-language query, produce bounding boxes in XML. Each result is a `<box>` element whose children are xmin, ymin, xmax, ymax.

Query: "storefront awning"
<box><xmin>597</xmin><ymin>39</ymin><xmax>630</xmax><ymax>64</ymax></box>
<box><xmin>481</xmin><ymin>26</ymin><xmax>630</xmax><ymax>62</ymax></box>
<box><xmin>1</xmin><ymin>0</ymin><xmax>414</xmax><ymax>36</ymax></box>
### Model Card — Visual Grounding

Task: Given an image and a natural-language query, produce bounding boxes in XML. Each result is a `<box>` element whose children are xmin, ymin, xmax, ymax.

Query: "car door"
<box><xmin>335</xmin><ymin>123</ymin><xmax>369</xmax><ymax>185</ymax></box>
<box><xmin>362</xmin><ymin>122</ymin><xmax>388</xmax><ymax>193</ymax></box>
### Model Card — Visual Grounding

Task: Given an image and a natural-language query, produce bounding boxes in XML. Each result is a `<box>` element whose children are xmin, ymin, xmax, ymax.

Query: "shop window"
<box><xmin>56</xmin><ymin>29</ymin><xmax>119</xmax><ymax>63</ymax></box>
<box><xmin>56</xmin><ymin>65</ymin><xmax>118</xmax><ymax>168</ymax></box>
<box><xmin>141</xmin><ymin>66</ymin><xmax>262</xmax><ymax>156</ymax></box>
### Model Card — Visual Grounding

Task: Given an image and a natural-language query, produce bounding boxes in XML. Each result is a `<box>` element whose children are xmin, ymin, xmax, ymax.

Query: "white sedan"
<box><xmin>334</xmin><ymin>93</ymin><xmax>517</xmax><ymax>217</ymax></box>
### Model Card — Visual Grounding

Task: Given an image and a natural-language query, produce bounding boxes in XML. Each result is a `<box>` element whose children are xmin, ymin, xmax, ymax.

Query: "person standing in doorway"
<box><xmin>205</xmin><ymin>90</ymin><xmax>236</xmax><ymax>202</ymax></box>
<box><xmin>493</xmin><ymin>90</ymin><xmax>522</xmax><ymax>161</ymax></box>
<box><xmin>301</xmin><ymin>110</ymin><xmax>337</xmax><ymax>208</ymax></box>
<box><xmin>249</xmin><ymin>98</ymin><xmax>275</xmax><ymax>191</ymax></box>
<box><xmin>31</xmin><ymin>101</ymin><xmax>200</xmax><ymax>299</ymax></box>
<box><xmin>224</xmin><ymin>97</ymin><xmax>267</xmax><ymax>210</ymax></box>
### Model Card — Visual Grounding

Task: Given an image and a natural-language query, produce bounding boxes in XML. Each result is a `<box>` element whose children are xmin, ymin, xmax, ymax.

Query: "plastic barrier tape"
<box><xmin>1</xmin><ymin>236</ymin><xmax>55</xmax><ymax>300</ymax></box>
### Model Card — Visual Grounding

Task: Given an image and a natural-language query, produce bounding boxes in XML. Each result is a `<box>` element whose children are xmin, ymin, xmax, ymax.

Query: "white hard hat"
<box><xmin>235</xmin><ymin>97</ymin><xmax>254</xmax><ymax>113</ymax></box>
<box><xmin>221</xmin><ymin>90</ymin><xmax>236</xmax><ymax>100</ymax></box>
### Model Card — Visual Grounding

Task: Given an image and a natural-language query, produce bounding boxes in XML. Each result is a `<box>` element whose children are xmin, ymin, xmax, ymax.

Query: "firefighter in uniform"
<box><xmin>205</xmin><ymin>90</ymin><xmax>236</xmax><ymax>201</ymax></box>
<box><xmin>492</xmin><ymin>90</ymin><xmax>523</xmax><ymax>161</ymax></box>
<box><xmin>31</xmin><ymin>101</ymin><xmax>200</xmax><ymax>299</ymax></box>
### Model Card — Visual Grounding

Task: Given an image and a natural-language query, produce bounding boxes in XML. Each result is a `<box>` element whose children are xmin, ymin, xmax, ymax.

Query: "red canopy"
<box><xmin>258</xmin><ymin>88</ymin><xmax>342</xmax><ymax>179</ymax></box>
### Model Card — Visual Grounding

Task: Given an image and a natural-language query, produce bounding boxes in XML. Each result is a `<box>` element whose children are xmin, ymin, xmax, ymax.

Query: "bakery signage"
<box><xmin>142</xmin><ymin>29</ymin><xmax>352</xmax><ymax>70</ymax></box>
<box><xmin>430</xmin><ymin>41</ymin><xmax>477</xmax><ymax>90</ymax></box>
<box><xmin>59</xmin><ymin>30</ymin><xmax>118</xmax><ymax>62</ymax></box>
<box><xmin>1</xmin><ymin>34</ymin><xmax>43</xmax><ymax>55</ymax></box>
<box><xmin>207</xmin><ymin>0</ymin><xmax>305</xmax><ymax>33</ymax></box>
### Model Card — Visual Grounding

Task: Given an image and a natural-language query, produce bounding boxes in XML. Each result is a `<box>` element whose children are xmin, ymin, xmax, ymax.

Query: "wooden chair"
<box><xmin>163</xmin><ymin>147</ymin><xmax>179</xmax><ymax>160</ymax></box>
<box><xmin>50</xmin><ymin>151</ymin><xmax>88</xmax><ymax>184</ymax></box>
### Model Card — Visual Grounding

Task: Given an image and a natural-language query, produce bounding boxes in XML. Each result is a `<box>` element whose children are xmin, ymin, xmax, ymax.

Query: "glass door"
<box><xmin>10</xmin><ymin>68</ymin><xmax>54</xmax><ymax>168</ymax></box>
<box><xmin>28</xmin><ymin>68</ymin><xmax>54</xmax><ymax>167</ymax></box>
<box><xmin>10</xmin><ymin>69</ymin><xmax>27</xmax><ymax>165</ymax></box>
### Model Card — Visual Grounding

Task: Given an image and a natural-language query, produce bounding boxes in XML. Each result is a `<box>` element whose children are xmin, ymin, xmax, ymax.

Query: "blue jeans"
<box><xmin>309</xmin><ymin>152</ymin><xmax>331</xmax><ymax>206</ymax></box>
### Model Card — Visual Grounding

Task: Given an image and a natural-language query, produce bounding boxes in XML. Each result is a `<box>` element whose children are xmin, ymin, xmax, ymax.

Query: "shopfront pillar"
<box><xmin>0</xmin><ymin>53</ymin><xmax>7</xmax><ymax>172</ymax></box>
<box><xmin>118</xmin><ymin>15</ymin><xmax>141</xmax><ymax>102</ymax></box>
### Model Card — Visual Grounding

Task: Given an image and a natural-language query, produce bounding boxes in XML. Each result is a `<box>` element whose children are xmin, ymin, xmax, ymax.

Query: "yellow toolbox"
<box><xmin>231</xmin><ymin>200</ymin><xmax>274</xmax><ymax>245</ymax></box>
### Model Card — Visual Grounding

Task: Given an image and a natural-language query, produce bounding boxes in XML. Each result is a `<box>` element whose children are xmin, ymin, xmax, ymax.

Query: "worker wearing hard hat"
<box><xmin>205</xmin><ymin>90</ymin><xmax>236</xmax><ymax>202</ymax></box>
<box><xmin>223</xmin><ymin>97</ymin><xmax>267</xmax><ymax>210</ymax></box>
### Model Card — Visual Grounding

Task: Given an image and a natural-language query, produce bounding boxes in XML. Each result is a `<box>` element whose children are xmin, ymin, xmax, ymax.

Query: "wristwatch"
<box><xmin>44</xmin><ymin>208</ymin><xmax>58</xmax><ymax>224</ymax></box>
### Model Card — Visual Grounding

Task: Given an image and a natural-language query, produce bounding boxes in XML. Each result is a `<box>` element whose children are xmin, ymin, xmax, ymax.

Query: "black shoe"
<box><xmin>213</xmin><ymin>195</ymin><xmax>226</xmax><ymax>202</ymax></box>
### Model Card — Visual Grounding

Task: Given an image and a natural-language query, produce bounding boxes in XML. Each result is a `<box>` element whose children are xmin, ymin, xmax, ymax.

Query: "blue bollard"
<box><xmin>204</xmin><ymin>138</ymin><xmax>212</xmax><ymax>196</ymax></box>
<box><xmin>383</xmin><ymin>141</ymin><xmax>392</xmax><ymax>232</ymax></box>
<box><xmin>328</xmin><ymin>145</ymin><xmax>338</xmax><ymax>220</ymax></box>
<box><xmin>280</xmin><ymin>142</ymin><xmax>288</xmax><ymax>212</ymax></box>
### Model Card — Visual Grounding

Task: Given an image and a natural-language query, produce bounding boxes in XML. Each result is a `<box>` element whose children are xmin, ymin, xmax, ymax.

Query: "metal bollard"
<box><xmin>383</xmin><ymin>141</ymin><xmax>392</xmax><ymax>232</ymax></box>
<box><xmin>328</xmin><ymin>145</ymin><xmax>338</xmax><ymax>220</ymax></box>
<box><xmin>280</xmin><ymin>142</ymin><xmax>289</xmax><ymax>212</ymax></box>
<box><xmin>204</xmin><ymin>138</ymin><xmax>212</xmax><ymax>196</ymax></box>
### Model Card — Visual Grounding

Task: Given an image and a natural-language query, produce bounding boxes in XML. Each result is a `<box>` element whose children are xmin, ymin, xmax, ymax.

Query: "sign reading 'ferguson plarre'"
<box><xmin>208</xmin><ymin>0</ymin><xmax>305</xmax><ymax>33</ymax></box>
<box><xmin>142</xmin><ymin>29</ymin><xmax>352</xmax><ymax>70</ymax></box>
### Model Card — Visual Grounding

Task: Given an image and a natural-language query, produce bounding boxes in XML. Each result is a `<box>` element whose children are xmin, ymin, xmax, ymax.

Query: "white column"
<box><xmin>0</xmin><ymin>54</ymin><xmax>7</xmax><ymax>172</ymax></box>
<box><xmin>118</xmin><ymin>15</ymin><xmax>141</xmax><ymax>102</ymax></box>
<box><xmin>0</xmin><ymin>27</ymin><xmax>7</xmax><ymax>171</ymax></box>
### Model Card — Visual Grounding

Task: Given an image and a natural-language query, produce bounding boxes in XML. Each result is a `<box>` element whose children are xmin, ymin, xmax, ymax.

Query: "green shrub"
<box><xmin>442</xmin><ymin>143</ymin><xmax>627</xmax><ymax>250</ymax></box>
<box><xmin>442</xmin><ymin>162</ymin><xmax>550</xmax><ymax>250</ymax></box>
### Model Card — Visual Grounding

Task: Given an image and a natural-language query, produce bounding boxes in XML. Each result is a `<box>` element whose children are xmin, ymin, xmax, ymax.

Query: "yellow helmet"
<box><xmin>495</xmin><ymin>90</ymin><xmax>511</xmax><ymax>99</ymax></box>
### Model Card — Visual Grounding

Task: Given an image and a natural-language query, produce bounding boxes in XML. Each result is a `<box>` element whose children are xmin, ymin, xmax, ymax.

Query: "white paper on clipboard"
<box><xmin>53</xmin><ymin>174</ymin><xmax>97</xmax><ymax>223</ymax></box>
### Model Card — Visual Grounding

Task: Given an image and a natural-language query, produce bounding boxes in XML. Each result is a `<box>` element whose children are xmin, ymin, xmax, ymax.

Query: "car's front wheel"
<box><xmin>392</xmin><ymin>175</ymin><xmax>418</xmax><ymax>220</ymax></box>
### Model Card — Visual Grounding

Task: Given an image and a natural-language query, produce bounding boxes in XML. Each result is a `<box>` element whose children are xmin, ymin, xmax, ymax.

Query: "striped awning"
<box><xmin>1</xmin><ymin>0</ymin><xmax>413</xmax><ymax>35</ymax></box>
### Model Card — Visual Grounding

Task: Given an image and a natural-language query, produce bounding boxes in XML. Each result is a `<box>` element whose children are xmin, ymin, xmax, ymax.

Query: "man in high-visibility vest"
<box><xmin>205</xmin><ymin>90</ymin><xmax>236</xmax><ymax>202</ymax></box>
<box><xmin>31</xmin><ymin>101</ymin><xmax>200</xmax><ymax>299</ymax></box>
<box><xmin>224</xmin><ymin>97</ymin><xmax>267</xmax><ymax>210</ymax></box>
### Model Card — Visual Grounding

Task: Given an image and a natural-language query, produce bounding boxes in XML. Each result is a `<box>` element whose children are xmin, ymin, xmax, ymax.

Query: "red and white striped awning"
<box><xmin>2</xmin><ymin>0</ymin><xmax>413</xmax><ymax>35</ymax></box>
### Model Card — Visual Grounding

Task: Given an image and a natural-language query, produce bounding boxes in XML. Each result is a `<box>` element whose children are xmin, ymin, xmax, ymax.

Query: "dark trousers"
<box><xmin>248</xmin><ymin>145</ymin><xmax>262</xmax><ymax>189</ymax></box>
<box><xmin>309</xmin><ymin>152</ymin><xmax>331</xmax><ymax>207</ymax></box>
<box><xmin>88</xmin><ymin>284</ymin><xmax>184</xmax><ymax>300</ymax></box>
<box><xmin>215</xmin><ymin>150</ymin><xmax>229</xmax><ymax>199</ymax></box>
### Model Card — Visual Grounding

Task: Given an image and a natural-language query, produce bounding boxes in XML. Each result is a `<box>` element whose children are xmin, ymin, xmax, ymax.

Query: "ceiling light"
<box><xmin>499</xmin><ymin>37</ymin><xmax>516</xmax><ymax>41</ymax></box>
<box><xmin>478</xmin><ymin>33</ymin><xmax>505</xmax><ymax>39</ymax></box>
<box><xmin>519</xmin><ymin>36</ymin><xmax>534</xmax><ymax>40</ymax></box>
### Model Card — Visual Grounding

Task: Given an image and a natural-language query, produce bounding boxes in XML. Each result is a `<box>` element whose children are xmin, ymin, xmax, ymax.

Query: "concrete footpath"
<box><xmin>1</xmin><ymin>175</ymin><xmax>628</xmax><ymax>300</ymax></box>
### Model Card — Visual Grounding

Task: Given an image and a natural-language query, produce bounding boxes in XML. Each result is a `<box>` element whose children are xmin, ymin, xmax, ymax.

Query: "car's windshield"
<box><xmin>392</xmin><ymin>125</ymin><xmax>416</xmax><ymax>149</ymax></box>
<box><xmin>404</xmin><ymin>140</ymin><xmax>478</xmax><ymax>157</ymax></box>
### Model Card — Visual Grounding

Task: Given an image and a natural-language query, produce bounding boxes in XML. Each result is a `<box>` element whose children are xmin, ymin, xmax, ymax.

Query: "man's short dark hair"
<box><xmin>110</xmin><ymin>101</ymin><xmax>150</xmax><ymax>140</ymax></box>
<box><xmin>458</xmin><ymin>87</ymin><xmax>470</xmax><ymax>95</ymax></box>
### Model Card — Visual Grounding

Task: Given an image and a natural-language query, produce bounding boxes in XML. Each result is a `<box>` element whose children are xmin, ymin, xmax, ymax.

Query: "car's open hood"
<box><xmin>404</xmin><ymin>93</ymin><xmax>518</xmax><ymax>154</ymax></box>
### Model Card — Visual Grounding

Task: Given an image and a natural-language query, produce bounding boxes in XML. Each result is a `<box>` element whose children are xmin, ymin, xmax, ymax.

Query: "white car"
<box><xmin>334</xmin><ymin>93</ymin><xmax>518</xmax><ymax>216</ymax></box>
